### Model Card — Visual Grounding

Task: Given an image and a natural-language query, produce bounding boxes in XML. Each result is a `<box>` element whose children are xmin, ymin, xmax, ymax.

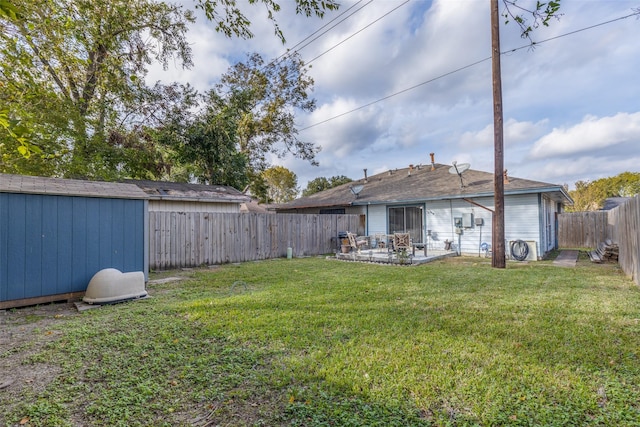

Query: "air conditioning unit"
<box><xmin>508</xmin><ymin>240</ymin><xmax>538</xmax><ymax>261</ymax></box>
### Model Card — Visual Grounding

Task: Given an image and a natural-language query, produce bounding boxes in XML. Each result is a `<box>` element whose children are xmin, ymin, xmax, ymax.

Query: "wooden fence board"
<box><xmin>558</xmin><ymin>211</ymin><xmax>609</xmax><ymax>248</ymax></box>
<box><xmin>148</xmin><ymin>213</ymin><xmax>363</xmax><ymax>270</ymax></box>
<box><xmin>559</xmin><ymin>196</ymin><xmax>639</xmax><ymax>285</ymax></box>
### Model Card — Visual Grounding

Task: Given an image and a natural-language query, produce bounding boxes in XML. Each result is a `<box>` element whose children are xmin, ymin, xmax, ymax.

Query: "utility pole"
<box><xmin>491</xmin><ymin>0</ymin><xmax>506</xmax><ymax>268</ymax></box>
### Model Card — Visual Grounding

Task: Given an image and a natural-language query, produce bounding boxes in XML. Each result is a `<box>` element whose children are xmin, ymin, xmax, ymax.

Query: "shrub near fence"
<box><xmin>149</xmin><ymin>212</ymin><xmax>364</xmax><ymax>270</ymax></box>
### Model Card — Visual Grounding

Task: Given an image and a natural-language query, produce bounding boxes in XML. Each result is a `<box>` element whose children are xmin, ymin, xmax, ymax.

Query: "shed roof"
<box><xmin>276</xmin><ymin>163</ymin><xmax>573</xmax><ymax>210</ymax></box>
<box><xmin>601</xmin><ymin>197</ymin><xmax>631</xmax><ymax>210</ymax></box>
<box><xmin>240</xmin><ymin>199</ymin><xmax>275</xmax><ymax>213</ymax></box>
<box><xmin>125</xmin><ymin>179</ymin><xmax>250</xmax><ymax>204</ymax></box>
<box><xmin>0</xmin><ymin>173</ymin><xmax>148</xmax><ymax>199</ymax></box>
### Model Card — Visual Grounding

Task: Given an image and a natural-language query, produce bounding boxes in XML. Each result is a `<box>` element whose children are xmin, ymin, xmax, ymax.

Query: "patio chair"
<box><xmin>374</xmin><ymin>233</ymin><xmax>388</xmax><ymax>251</ymax></box>
<box><xmin>347</xmin><ymin>232</ymin><xmax>368</xmax><ymax>253</ymax></box>
<box><xmin>392</xmin><ymin>232</ymin><xmax>412</xmax><ymax>264</ymax></box>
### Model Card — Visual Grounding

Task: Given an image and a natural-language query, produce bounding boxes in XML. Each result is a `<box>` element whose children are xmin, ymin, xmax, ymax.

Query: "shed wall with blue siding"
<box><xmin>0</xmin><ymin>175</ymin><xmax>148</xmax><ymax>308</ymax></box>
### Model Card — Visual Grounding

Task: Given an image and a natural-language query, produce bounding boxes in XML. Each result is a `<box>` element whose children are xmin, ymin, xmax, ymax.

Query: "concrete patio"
<box><xmin>335</xmin><ymin>248</ymin><xmax>457</xmax><ymax>265</ymax></box>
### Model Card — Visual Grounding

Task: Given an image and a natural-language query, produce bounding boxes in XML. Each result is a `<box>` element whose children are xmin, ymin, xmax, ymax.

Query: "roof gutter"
<box><xmin>275</xmin><ymin>202</ymin><xmax>354</xmax><ymax>210</ymax></box>
<box><xmin>149</xmin><ymin>195</ymin><xmax>251</xmax><ymax>203</ymax></box>
<box><xmin>351</xmin><ymin>186</ymin><xmax>572</xmax><ymax>206</ymax></box>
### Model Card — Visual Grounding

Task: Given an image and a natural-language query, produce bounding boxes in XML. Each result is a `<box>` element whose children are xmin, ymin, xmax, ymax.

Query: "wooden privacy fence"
<box><xmin>149</xmin><ymin>212</ymin><xmax>364</xmax><ymax>270</ymax></box>
<box><xmin>608</xmin><ymin>196</ymin><xmax>640</xmax><ymax>286</ymax></box>
<box><xmin>558</xmin><ymin>196</ymin><xmax>640</xmax><ymax>286</ymax></box>
<box><xmin>558</xmin><ymin>211</ymin><xmax>609</xmax><ymax>248</ymax></box>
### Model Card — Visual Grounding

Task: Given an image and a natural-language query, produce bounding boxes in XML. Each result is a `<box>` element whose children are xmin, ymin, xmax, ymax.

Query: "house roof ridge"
<box><xmin>275</xmin><ymin>162</ymin><xmax>572</xmax><ymax>210</ymax></box>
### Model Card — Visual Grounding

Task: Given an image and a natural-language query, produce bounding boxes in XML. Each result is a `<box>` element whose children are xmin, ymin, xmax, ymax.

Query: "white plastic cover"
<box><xmin>83</xmin><ymin>268</ymin><xmax>147</xmax><ymax>304</ymax></box>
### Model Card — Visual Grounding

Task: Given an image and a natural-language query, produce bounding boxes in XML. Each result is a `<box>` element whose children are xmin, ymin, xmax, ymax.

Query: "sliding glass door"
<box><xmin>388</xmin><ymin>206</ymin><xmax>423</xmax><ymax>243</ymax></box>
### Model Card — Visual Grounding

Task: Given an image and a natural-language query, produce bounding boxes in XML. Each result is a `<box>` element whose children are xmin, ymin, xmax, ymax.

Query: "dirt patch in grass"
<box><xmin>0</xmin><ymin>269</ymin><xmax>200</xmax><ymax>425</ymax></box>
<box><xmin>0</xmin><ymin>302</ymin><xmax>76</xmax><ymax>417</ymax></box>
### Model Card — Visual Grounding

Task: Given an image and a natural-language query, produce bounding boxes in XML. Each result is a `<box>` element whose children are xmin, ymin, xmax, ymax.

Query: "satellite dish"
<box><xmin>448</xmin><ymin>162</ymin><xmax>470</xmax><ymax>175</ymax></box>
<box><xmin>350</xmin><ymin>184</ymin><xmax>364</xmax><ymax>198</ymax></box>
<box><xmin>449</xmin><ymin>161</ymin><xmax>470</xmax><ymax>188</ymax></box>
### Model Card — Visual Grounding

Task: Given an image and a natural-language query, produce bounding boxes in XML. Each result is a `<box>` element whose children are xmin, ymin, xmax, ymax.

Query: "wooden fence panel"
<box><xmin>559</xmin><ymin>196</ymin><xmax>639</xmax><ymax>285</ymax></box>
<box><xmin>148</xmin><ymin>213</ymin><xmax>363</xmax><ymax>270</ymax></box>
<box><xmin>558</xmin><ymin>211</ymin><xmax>609</xmax><ymax>248</ymax></box>
<box><xmin>609</xmin><ymin>196</ymin><xmax>640</xmax><ymax>286</ymax></box>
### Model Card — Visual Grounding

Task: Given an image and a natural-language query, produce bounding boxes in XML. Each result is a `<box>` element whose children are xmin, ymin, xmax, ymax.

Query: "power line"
<box><xmin>299</xmin><ymin>9</ymin><xmax>640</xmax><ymax>132</ymax></box>
<box><xmin>274</xmin><ymin>0</ymin><xmax>373</xmax><ymax>64</ymax></box>
<box><xmin>306</xmin><ymin>0</ymin><xmax>410</xmax><ymax>65</ymax></box>
<box><xmin>300</xmin><ymin>57</ymin><xmax>492</xmax><ymax>131</ymax></box>
<box><xmin>506</xmin><ymin>9</ymin><xmax>640</xmax><ymax>53</ymax></box>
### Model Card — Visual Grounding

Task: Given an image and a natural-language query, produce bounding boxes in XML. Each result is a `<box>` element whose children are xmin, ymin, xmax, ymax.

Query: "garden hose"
<box><xmin>510</xmin><ymin>240</ymin><xmax>529</xmax><ymax>261</ymax></box>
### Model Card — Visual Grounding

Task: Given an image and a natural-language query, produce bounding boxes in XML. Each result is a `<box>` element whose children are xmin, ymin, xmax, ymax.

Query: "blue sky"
<box><xmin>148</xmin><ymin>0</ymin><xmax>640</xmax><ymax>191</ymax></box>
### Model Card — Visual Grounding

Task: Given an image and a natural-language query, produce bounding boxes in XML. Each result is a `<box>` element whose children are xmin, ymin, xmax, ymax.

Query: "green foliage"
<box><xmin>0</xmin><ymin>0</ymin><xmax>19</xmax><ymax>19</ymax></box>
<box><xmin>0</xmin><ymin>108</ymin><xmax>43</xmax><ymax>166</ymax></box>
<box><xmin>1</xmin><ymin>1</ymin><xmax>331</xmax><ymax>182</ymax></box>
<box><xmin>157</xmin><ymin>90</ymin><xmax>249</xmax><ymax>188</ymax></box>
<box><xmin>302</xmin><ymin>175</ymin><xmax>353</xmax><ymax>196</ymax></box>
<box><xmin>219</xmin><ymin>52</ymin><xmax>319</xmax><ymax>171</ymax></box>
<box><xmin>247</xmin><ymin>169</ymin><xmax>270</xmax><ymax>203</ymax></box>
<box><xmin>262</xmin><ymin>165</ymin><xmax>299</xmax><ymax>203</ymax></box>
<box><xmin>502</xmin><ymin>0</ymin><xmax>563</xmax><ymax>41</ymax></box>
<box><xmin>0</xmin><ymin>0</ymin><xmax>194</xmax><ymax>178</ymax></box>
<box><xmin>153</xmin><ymin>52</ymin><xmax>321</xmax><ymax>189</ymax></box>
<box><xmin>195</xmin><ymin>0</ymin><xmax>339</xmax><ymax>44</ymax></box>
<box><xmin>568</xmin><ymin>171</ymin><xmax>640</xmax><ymax>211</ymax></box>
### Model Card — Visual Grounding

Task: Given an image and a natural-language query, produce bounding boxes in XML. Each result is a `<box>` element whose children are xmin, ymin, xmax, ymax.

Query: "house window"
<box><xmin>319</xmin><ymin>208</ymin><xmax>345</xmax><ymax>214</ymax></box>
<box><xmin>388</xmin><ymin>206</ymin><xmax>423</xmax><ymax>242</ymax></box>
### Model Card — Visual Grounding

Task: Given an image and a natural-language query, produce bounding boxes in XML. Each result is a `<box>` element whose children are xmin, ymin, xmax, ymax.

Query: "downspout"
<box><xmin>538</xmin><ymin>193</ymin><xmax>544</xmax><ymax>255</ymax></box>
<box><xmin>366</xmin><ymin>204</ymin><xmax>369</xmax><ymax>236</ymax></box>
<box><xmin>449</xmin><ymin>199</ymin><xmax>455</xmax><ymax>252</ymax></box>
<box><xmin>143</xmin><ymin>199</ymin><xmax>149</xmax><ymax>281</ymax></box>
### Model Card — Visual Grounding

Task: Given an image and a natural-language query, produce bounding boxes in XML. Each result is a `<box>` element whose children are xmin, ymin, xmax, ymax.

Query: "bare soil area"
<box><xmin>1</xmin><ymin>301</ymin><xmax>80</xmax><ymax>420</ymax></box>
<box><xmin>0</xmin><ymin>271</ymin><xmax>193</xmax><ymax>425</ymax></box>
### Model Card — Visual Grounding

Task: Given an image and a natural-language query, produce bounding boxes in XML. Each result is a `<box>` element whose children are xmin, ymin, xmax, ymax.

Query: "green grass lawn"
<box><xmin>2</xmin><ymin>256</ymin><xmax>639</xmax><ymax>426</ymax></box>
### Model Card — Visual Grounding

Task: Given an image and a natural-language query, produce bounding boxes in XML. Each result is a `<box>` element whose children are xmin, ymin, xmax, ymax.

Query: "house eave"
<box><xmin>275</xmin><ymin>201</ymin><xmax>353</xmax><ymax>211</ymax></box>
<box><xmin>348</xmin><ymin>186</ymin><xmax>572</xmax><ymax>206</ymax></box>
<box><xmin>148</xmin><ymin>195</ymin><xmax>250</xmax><ymax>204</ymax></box>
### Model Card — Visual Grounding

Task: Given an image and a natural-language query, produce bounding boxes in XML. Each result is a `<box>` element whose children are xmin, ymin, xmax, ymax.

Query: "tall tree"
<box><xmin>262</xmin><ymin>165</ymin><xmax>298</xmax><ymax>203</ymax></box>
<box><xmin>302</xmin><ymin>175</ymin><xmax>352</xmax><ymax>196</ymax></box>
<box><xmin>568</xmin><ymin>172</ymin><xmax>640</xmax><ymax>212</ymax></box>
<box><xmin>0</xmin><ymin>0</ymin><xmax>193</xmax><ymax>178</ymax></box>
<box><xmin>217</xmin><ymin>52</ymin><xmax>319</xmax><ymax>172</ymax></box>
<box><xmin>158</xmin><ymin>90</ymin><xmax>249</xmax><ymax>188</ymax></box>
<box><xmin>1</xmin><ymin>0</ymin><xmax>340</xmax><ymax>180</ymax></box>
<box><xmin>154</xmin><ymin>52</ymin><xmax>321</xmax><ymax>190</ymax></box>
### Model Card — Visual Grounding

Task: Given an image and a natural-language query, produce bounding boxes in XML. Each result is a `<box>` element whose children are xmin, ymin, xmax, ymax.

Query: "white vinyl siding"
<box><xmin>422</xmin><ymin>194</ymin><xmax>543</xmax><ymax>257</ymax></box>
<box><xmin>424</xmin><ymin>200</ymin><xmax>454</xmax><ymax>250</ymax></box>
<box><xmin>366</xmin><ymin>204</ymin><xmax>387</xmax><ymax>235</ymax></box>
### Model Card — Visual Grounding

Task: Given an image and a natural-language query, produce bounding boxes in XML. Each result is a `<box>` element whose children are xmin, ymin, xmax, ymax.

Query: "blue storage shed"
<box><xmin>0</xmin><ymin>174</ymin><xmax>148</xmax><ymax>309</ymax></box>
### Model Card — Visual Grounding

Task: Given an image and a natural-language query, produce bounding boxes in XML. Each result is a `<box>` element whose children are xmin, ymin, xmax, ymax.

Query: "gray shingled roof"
<box><xmin>276</xmin><ymin>163</ymin><xmax>572</xmax><ymax>210</ymax></box>
<box><xmin>602</xmin><ymin>197</ymin><xmax>630</xmax><ymax>210</ymax></box>
<box><xmin>125</xmin><ymin>179</ymin><xmax>250</xmax><ymax>203</ymax></box>
<box><xmin>0</xmin><ymin>173</ymin><xmax>148</xmax><ymax>199</ymax></box>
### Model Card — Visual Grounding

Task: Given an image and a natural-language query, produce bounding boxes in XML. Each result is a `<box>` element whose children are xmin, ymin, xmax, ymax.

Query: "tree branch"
<box><xmin>16</xmin><ymin>24</ymin><xmax>71</xmax><ymax>100</ymax></box>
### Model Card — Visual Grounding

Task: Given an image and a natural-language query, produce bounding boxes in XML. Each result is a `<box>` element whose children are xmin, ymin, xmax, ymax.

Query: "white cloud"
<box><xmin>529</xmin><ymin>112</ymin><xmax>640</xmax><ymax>159</ymax></box>
<box><xmin>458</xmin><ymin>118</ymin><xmax>549</xmax><ymax>150</ymax></box>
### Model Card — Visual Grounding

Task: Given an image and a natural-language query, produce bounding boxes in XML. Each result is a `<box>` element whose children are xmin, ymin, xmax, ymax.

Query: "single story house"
<box><xmin>275</xmin><ymin>162</ymin><xmax>573</xmax><ymax>260</ymax></box>
<box><xmin>125</xmin><ymin>179</ymin><xmax>250</xmax><ymax>213</ymax></box>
